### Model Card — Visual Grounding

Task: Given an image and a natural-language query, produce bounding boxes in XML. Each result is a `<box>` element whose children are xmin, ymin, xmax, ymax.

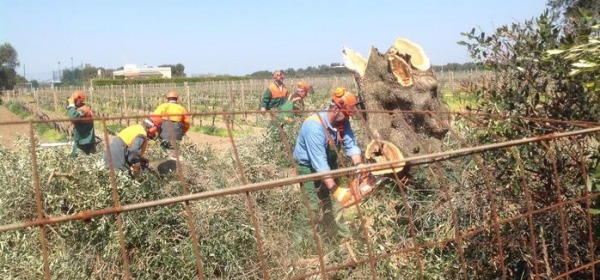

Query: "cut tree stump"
<box><xmin>344</xmin><ymin>37</ymin><xmax>450</xmax><ymax>159</ymax></box>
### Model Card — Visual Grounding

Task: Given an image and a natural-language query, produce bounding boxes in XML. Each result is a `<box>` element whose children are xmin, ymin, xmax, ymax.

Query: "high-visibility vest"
<box><xmin>304</xmin><ymin>114</ymin><xmax>344</xmax><ymax>147</ymax></box>
<box><xmin>267</xmin><ymin>82</ymin><xmax>287</xmax><ymax>99</ymax></box>
<box><xmin>117</xmin><ymin>124</ymin><xmax>148</xmax><ymax>155</ymax></box>
<box><xmin>153</xmin><ymin>103</ymin><xmax>190</xmax><ymax>123</ymax></box>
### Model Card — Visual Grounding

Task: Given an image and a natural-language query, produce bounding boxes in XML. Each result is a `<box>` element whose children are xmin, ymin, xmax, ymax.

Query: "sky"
<box><xmin>1</xmin><ymin>0</ymin><xmax>549</xmax><ymax>82</ymax></box>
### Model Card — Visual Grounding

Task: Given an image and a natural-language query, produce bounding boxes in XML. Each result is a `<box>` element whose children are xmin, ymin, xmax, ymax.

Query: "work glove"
<box><xmin>67</xmin><ymin>97</ymin><xmax>75</xmax><ymax>108</ymax></box>
<box><xmin>140</xmin><ymin>157</ymin><xmax>149</xmax><ymax>169</ymax></box>
<box><xmin>332</xmin><ymin>187</ymin><xmax>356</xmax><ymax>208</ymax></box>
<box><xmin>333</xmin><ymin>174</ymin><xmax>376</xmax><ymax>208</ymax></box>
<box><xmin>130</xmin><ymin>163</ymin><xmax>142</xmax><ymax>178</ymax></box>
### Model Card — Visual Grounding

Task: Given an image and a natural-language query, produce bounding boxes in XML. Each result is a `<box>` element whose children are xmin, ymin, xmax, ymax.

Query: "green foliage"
<box><xmin>158</xmin><ymin>63</ymin><xmax>186</xmax><ymax>78</ymax></box>
<box><xmin>459</xmin><ymin>10</ymin><xmax>598</xmax><ymax>123</ymax></box>
<box><xmin>34</xmin><ymin>123</ymin><xmax>67</xmax><ymax>142</ymax></box>
<box><xmin>190</xmin><ymin>124</ymin><xmax>249</xmax><ymax>138</ymax></box>
<box><xmin>0</xmin><ymin>140</ymin><xmax>263</xmax><ymax>279</ymax></box>
<box><xmin>441</xmin><ymin>90</ymin><xmax>478</xmax><ymax>111</ymax></box>
<box><xmin>60</xmin><ymin>68</ymin><xmax>84</xmax><ymax>86</ymax></box>
<box><xmin>247</xmin><ymin>65</ymin><xmax>354</xmax><ymax>79</ymax></box>
<box><xmin>104</xmin><ymin>123</ymin><xmax>127</xmax><ymax>135</ymax></box>
<box><xmin>255</xmin><ymin>120</ymin><xmax>301</xmax><ymax>170</ymax></box>
<box><xmin>0</xmin><ymin>43</ymin><xmax>19</xmax><ymax>90</ymax></box>
<box><xmin>92</xmin><ymin>75</ymin><xmax>249</xmax><ymax>87</ymax></box>
<box><xmin>5</xmin><ymin>101</ymin><xmax>31</xmax><ymax>119</ymax></box>
<box><xmin>457</xmin><ymin>4</ymin><xmax>600</xmax><ymax>278</ymax></box>
<box><xmin>4</xmin><ymin>101</ymin><xmax>68</xmax><ymax>142</ymax></box>
<box><xmin>432</xmin><ymin>62</ymin><xmax>484</xmax><ymax>72</ymax></box>
<box><xmin>547</xmin><ymin>23</ymin><xmax>600</xmax><ymax>93</ymax></box>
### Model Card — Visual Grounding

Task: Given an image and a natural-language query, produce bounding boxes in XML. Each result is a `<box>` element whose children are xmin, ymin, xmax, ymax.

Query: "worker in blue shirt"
<box><xmin>293</xmin><ymin>87</ymin><xmax>363</xmax><ymax>239</ymax></box>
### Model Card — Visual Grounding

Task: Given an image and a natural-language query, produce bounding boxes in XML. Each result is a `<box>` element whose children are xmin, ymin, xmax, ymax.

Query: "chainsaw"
<box><xmin>340</xmin><ymin>139</ymin><xmax>405</xmax><ymax>208</ymax></box>
<box><xmin>340</xmin><ymin>171</ymin><xmax>388</xmax><ymax>208</ymax></box>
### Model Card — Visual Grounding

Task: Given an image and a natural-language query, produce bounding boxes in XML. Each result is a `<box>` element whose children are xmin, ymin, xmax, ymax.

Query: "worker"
<box><xmin>278</xmin><ymin>81</ymin><xmax>311</xmax><ymax>122</ymax></box>
<box><xmin>66</xmin><ymin>90</ymin><xmax>96</xmax><ymax>158</ymax></box>
<box><xmin>260</xmin><ymin>70</ymin><xmax>288</xmax><ymax>112</ymax></box>
<box><xmin>293</xmin><ymin>87</ymin><xmax>364</xmax><ymax>238</ymax></box>
<box><xmin>153</xmin><ymin>90</ymin><xmax>192</xmax><ymax>154</ymax></box>
<box><xmin>103</xmin><ymin>116</ymin><xmax>162</xmax><ymax>177</ymax></box>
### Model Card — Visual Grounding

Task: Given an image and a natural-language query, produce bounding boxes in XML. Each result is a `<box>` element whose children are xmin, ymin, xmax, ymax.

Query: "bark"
<box><xmin>347</xmin><ymin>40</ymin><xmax>450</xmax><ymax>158</ymax></box>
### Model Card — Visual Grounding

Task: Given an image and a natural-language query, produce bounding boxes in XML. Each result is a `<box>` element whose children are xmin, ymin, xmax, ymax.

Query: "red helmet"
<box><xmin>166</xmin><ymin>90</ymin><xmax>178</xmax><ymax>100</ymax></box>
<box><xmin>331</xmin><ymin>87</ymin><xmax>360</xmax><ymax>117</ymax></box>
<box><xmin>144</xmin><ymin>115</ymin><xmax>163</xmax><ymax>137</ymax></box>
<box><xmin>273</xmin><ymin>70</ymin><xmax>285</xmax><ymax>80</ymax></box>
<box><xmin>71</xmin><ymin>91</ymin><xmax>86</xmax><ymax>103</ymax></box>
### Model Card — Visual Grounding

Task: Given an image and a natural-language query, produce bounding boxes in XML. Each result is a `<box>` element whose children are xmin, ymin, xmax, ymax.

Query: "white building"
<box><xmin>112</xmin><ymin>64</ymin><xmax>172</xmax><ymax>79</ymax></box>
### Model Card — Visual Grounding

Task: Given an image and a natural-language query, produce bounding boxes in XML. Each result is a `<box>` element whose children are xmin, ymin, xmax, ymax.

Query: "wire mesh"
<box><xmin>0</xmin><ymin>88</ymin><xmax>598</xmax><ymax>279</ymax></box>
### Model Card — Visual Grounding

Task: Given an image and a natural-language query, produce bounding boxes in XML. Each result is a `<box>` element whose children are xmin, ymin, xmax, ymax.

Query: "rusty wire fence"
<box><xmin>0</xmin><ymin>103</ymin><xmax>599</xmax><ymax>279</ymax></box>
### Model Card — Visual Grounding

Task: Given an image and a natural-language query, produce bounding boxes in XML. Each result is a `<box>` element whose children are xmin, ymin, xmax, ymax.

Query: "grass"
<box><xmin>191</xmin><ymin>124</ymin><xmax>251</xmax><ymax>137</ymax></box>
<box><xmin>104</xmin><ymin>122</ymin><xmax>127</xmax><ymax>135</ymax></box>
<box><xmin>4</xmin><ymin>101</ymin><xmax>68</xmax><ymax>142</ymax></box>
<box><xmin>34</xmin><ymin>123</ymin><xmax>67</xmax><ymax>142</ymax></box>
<box><xmin>441</xmin><ymin>90</ymin><xmax>478</xmax><ymax>111</ymax></box>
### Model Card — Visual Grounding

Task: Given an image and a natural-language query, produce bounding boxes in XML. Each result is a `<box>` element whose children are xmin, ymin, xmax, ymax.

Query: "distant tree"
<box><xmin>0</xmin><ymin>43</ymin><xmax>20</xmax><ymax>90</ymax></box>
<box><xmin>98</xmin><ymin>67</ymin><xmax>112</xmax><ymax>79</ymax></box>
<box><xmin>246</xmin><ymin>70</ymin><xmax>272</xmax><ymax>79</ymax></box>
<box><xmin>173</xmin><ymin>63</ymin><xmax>185</xmax><ymax>77</ymax></box>
<box><xmin>159</xmin><ymin>63</ymin><xmax>186</xmax><ymax>78</ymax></box>
<box><xmin>82</xmin><ymin>64</ymin><xmax>98</xmax><ymax>82</ymax></box>
<box><xmin>284</xmin><ymin>68</ymin><xmax>296</xmax><ymax>77</ymax></box>
<box><xmin>247</xmin><ymin>64</ymin><xmax>353</xmax><ymax>78</ymax></box>
<box><xmin>61</xmin><ymin>68</ymin><xmax>84</xmax><ymax>86</ymax></box>
<box><xmin>31</xmin><ymin>79</ymin><xmax>39</xmax><ymax>89</ymax></box>
<box><xmin>432</xmin><ymin>62</ymin><xmax>484</xmax><ymax>72</ymax></box>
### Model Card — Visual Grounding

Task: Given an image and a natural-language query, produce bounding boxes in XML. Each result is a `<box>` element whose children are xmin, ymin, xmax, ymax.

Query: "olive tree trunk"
<box><xmin>344</xmin><ymin>38</ymin><xmax>451</xmax><ymax>158</ymax></box>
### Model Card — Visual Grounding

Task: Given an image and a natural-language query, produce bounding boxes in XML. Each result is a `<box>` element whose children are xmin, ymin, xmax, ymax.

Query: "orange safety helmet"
<box><xmin>144</xmin><ymin>115</ymin><xmax>163</xmax><ymax>137</ymax></box>
<box><xmin>273</xmin><ymin>70</ymin><xmax>285</xmax><ymax>80</ymax></box>
<box><xmin>295</xmin><ymin>81</ymin><xmax>310</xmax><ymax>93</ymax></box>
<box><xmin>166</xmin><ymin>90</ymin><xmax>179</xmax><ymax>100</ymax></box>
<box><xmin>71</xmin><ymin>90</ymin><xmax>86</xmax><ymax>103</ymax></box>
<box><xmin>331</xmin><ymin>87</ymin><xmax>360</xmax><ymax>117</ymax></box>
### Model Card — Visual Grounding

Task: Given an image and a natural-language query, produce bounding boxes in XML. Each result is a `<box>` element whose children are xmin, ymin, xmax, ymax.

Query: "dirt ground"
<box><xmin>0</xmin><ymin>105</ymin><xmax>31</xmax><ymax>148</ymax></box>
<box><xmin>185</xmin><ymin>130</ymin><xmax>233</xmax><ymax>150</ymax></box>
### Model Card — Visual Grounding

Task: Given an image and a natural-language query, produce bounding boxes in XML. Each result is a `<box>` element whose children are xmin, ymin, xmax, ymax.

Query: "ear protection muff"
<box><xmin>332</xmin><ymin>87</ymin><xmax>345</xmax><ymax>108</ymax></box>
<box><xmin>147</xmin><ymin>126</ymin><xmax>158</xmax><ymax>135</ymax></box>
<box><xmin>143</xmin><ymin>118</ymin><xmax>159</xmax><ymax>137</ymax></box>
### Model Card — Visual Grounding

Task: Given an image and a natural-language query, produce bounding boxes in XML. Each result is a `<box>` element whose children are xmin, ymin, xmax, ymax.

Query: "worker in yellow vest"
<box><xmin>153</xmin><ymin>90</ymin><xmax>192</xmax><ymax>153</ymax></box>
<box><xmin>260</xmin><ymin>70</ymin><xmax>288</xmax><ymax>112</ymax></box>
<box><xmin>103</xmin><ymin>116</ymin><xmax>162</xmax><ymax>177</ymax></box>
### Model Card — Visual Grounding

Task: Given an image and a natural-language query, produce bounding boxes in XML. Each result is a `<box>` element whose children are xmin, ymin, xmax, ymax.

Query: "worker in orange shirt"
<box><xmin>153</xmin><ymin>90</ymin><xmax>192</xmax><ymax>154</ymax></box>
